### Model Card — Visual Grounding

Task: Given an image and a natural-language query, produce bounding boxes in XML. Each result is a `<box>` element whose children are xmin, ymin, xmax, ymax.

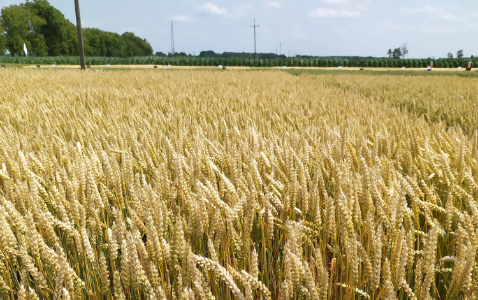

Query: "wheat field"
<box><xmin>310</xmin><ymin>73</ymin><xmax>478</xmax><ymax>134</ymax></box>
<box><xmin>0</xmin><ymin>69</ymin><xmax>477</xmax><ymax>299</ymax></box>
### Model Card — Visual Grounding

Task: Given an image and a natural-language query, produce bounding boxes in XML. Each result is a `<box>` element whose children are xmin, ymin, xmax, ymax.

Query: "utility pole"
<box><xmin>279</xmin><ymin>42</ymin><xmax>282</xmax><ymax>56</ymax></box>
<box><xmin>250</xmin><ymin>19</ymin><xmax>259</xmax><ymax>59</ymax></box>
<box><xmin>74</xmin><ymin>0</ymin><xmax>86</xmax><ymax>70</ymax></box>
<box><xmin>171</xmin><ymin>21</ymin><xmax>175</xmax><ymax>55</ymax></box>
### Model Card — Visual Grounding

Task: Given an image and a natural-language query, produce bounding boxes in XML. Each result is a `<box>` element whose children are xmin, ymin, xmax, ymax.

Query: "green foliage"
<box><xmin>1</xmin><ymin>4</ymin><xmax>46</xmax><ymax>56</ymax></box>
<box><xmin>200</xmin><ymin>50</ymin><xmax>286</xmax><ymax>60</ymax></box>
<box><xmin>199</xmin><ymin>50</ymin><xmax>216</xmax><ymax>57</ymax></box>
<box><xmin>23</xmin><ymin>0</ymin><xmax>77</xmax><ymax>56</ymax></box>
<box><xmin>0</xmin><ymin>0</ymin><xmax>152</xmax><ymax>57</ymax></box>
<box><xmin>121</xmin><ymin>32</ymin><xmax>153</xmax><ymax>56</ymax></box>
<box><xmin>0</xmin><ymin>23</ymin><xmax>6</xmax><ymax>55</ymax></box>
<box><xmin>28</xmin><ymin>31</ymin><xmax>48</xmax><ymax>56</ymax></box>
<box><xmin>387</xmin><ymin>43</ymin><xmax>408</xmax><ymax>59</ymax></box>
<box><xmin>1</xmin><ymin>55</ymin><xmax>477</xmax><ymax>70</ymax></box>
<box><xmin>82</xmin><ymin>28</ymin><xmax>152</xmax><ymax>57</ymax></box>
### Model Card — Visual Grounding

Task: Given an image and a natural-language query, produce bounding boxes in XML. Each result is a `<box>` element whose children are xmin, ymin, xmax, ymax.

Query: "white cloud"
<box><xmin>376</xmin><ymin>21</ymin><xmax>407</xmax><ymax>31</ymax></box>
<box><xmin>334</xmin><ymin>27</ymin><xmax>349</xmax><ymax>35</ymax></box>
<box><xmin>234</xmin><ymin>3</ymin><xmax>253</xmax><ymax>14</ymax></box>
<box><xmin>308</xmin><ymin>8</ymin><xmax>361</xmax><ymax>19</ymax></box>
<box><xmin>322</xmin><ymin>0</ymin><xmax>349</xmax><ymax>4</ymax></box>
<box><xmin>197</xmin><ymin>2</ymin><xmax>227</xmax><ymax>16</ymax></box>
<box><xmin>195</xmin><ymin>2</ymin><xmax>252</xmax><ymax>19</ymax></box>
<box><xmin>226</xmin><ymin>3</ymin><xmax>254</xmax><ymax>19</ymax></box>
<box><xmin>172</xmin><ymin>14</ymin><xmax>193</xmax><ymax>22</ymax></box>
<box><xmin>401</xmin><ymin>6</ymin><xmax>443</xmax><ymax>15</ymax></box>
<box><xmin>400</xmin><ymin>6</ymin><xmax>460</xmax><ymax>22</ymax></box>
<box><xmin>264</xmin><ymin>1</ymin><xmax>282</xmax><ymax>8</ymax></box>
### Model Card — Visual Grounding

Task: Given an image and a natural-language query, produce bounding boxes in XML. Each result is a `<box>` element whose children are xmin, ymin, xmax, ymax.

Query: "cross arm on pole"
<box><xmin>250</xmin><ymin>19</ymin><xmax>259</xmax><ymax>59</ymax></box>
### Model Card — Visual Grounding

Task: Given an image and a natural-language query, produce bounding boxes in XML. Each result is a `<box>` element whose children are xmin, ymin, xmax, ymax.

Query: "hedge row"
<box><xmin>0</xmin><ymin>56</ymin><xmax>476</xmax><ymax>68</ymax></box>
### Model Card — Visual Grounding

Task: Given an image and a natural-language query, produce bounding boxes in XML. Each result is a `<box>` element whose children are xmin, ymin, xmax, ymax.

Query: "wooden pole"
<box><xmin>74</xmin><ymin>0</ymin><xmax>86</xmax><ymax>70</ymax></box>
<box><xmin>250</xmin><ymin>19</ymin><xmax>259</xmax><ymax>60</ymax></box>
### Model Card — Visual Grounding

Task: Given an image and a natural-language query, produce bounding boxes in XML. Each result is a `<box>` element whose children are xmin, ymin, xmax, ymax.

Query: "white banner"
<box><xmin>23</xmin><ymin>43</ymin><xmax>28</xmax><ymax>57</ymax></box>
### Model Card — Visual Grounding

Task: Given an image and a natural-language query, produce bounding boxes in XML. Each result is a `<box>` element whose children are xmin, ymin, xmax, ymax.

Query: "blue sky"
<box><xmin>1</xmin><ymin>0</ymin><xmax>477</xmax><ymax>58</ymax></box>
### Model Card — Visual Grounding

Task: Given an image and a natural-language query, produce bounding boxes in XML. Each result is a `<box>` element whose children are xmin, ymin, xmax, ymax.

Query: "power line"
<box><xmin>250</xmin><ymin>19</ymin><xmax>259</xmax><ymax>59</ymax></box>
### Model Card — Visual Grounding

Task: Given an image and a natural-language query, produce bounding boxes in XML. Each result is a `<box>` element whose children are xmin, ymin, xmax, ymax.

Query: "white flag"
<box><xmin>23</xmin><ymin>43</ymin><xmax>28</xmax><ymax>57</ymax></box>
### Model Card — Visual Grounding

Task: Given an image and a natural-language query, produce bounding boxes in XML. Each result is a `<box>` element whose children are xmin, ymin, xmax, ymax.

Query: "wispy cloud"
<box><xmin>308</xmin><ymin>8</ymin><xmax>361</xmax><ymax>19</ymax></box>
<box><xmin>376</xmin><ymin>21</ymin><xmax>407</xmax><ymax>31</ymax></box>
<box><xmin>400</xmin><ymin>6</ymin><xmax>460</xmax><ymax>22</ymax></box>
<box><xmin>233</xmin><ymin>3</ymin><xmax>253</xmax><ymax>15</ymax></box>
<box><xmin>197</xmin><ymin>2</ymin><xmax>227</xmax><ymax>16</ymax></box>
<box><xmin>171</xmin><ymin>14</ymin><xmax>193</xmax><ymax>22</ymax></box>
<box><xmin>264</xmin><ymin>1</ymin><xmax>282</xmax><ymax>8</ymax></box>
<box><xmin>401</xmin><ymin>6</ymin><xmax>443</xmax><ymax>15</ymax></box>
<box><xmin>322</xmin><ymin>0</ymin><xmax>349</xmax><ymax>4</ymax></box>
<box><xmin>195</xmin><ymin>2</ymin><xmax>252</xmax><ymax>19</ymax></box>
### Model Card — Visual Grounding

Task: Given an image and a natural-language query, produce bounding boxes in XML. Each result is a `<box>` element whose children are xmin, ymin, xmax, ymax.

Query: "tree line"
<box><xmin>197</xmin><ymin>50</ymin><xmax>286</xmax><ymax>60</ymax></box>
<box><xmin>0</xmin><ymin>0</ymin><xmax>153</xmax><ymax>57</ymax></box>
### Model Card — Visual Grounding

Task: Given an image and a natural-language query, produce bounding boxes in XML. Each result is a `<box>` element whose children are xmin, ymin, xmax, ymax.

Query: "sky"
<box><xmin>1</xmin><ymin>0</ymin><xmax>477</xmax><ymax>58</ymax></box>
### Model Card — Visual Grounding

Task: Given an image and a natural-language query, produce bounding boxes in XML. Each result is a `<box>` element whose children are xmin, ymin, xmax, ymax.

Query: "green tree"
<box><xmin>23</xmin><ymin>0</ymin><xmax>77</xmax><ymax>56</ymax></box>
<box><xmin>121</xmin><ymin>32</ymin><xmax>153</xmax><ymax>57</ymax></box>
<box><xmin>392</xmin><ymin>48</ymin><xmax>401</xmax><ymax>59</ymax></box>
<box><xmin>1</xmin><ymin>4</ymin><xmax>46</xmax><ymax>56</ymax></box>
<box><xmin>104</xmin><ymin>32</ymin><xmax>123</xmax><ymax>57</ymax></box>
<box><xmin>457</xmin><ymin>49</ymin><xmax>464</xmax><ymax>58</ymax></box>
<box><xmin>0</xmin><ymin>23</ymin><xmax>6</xmax><ymax>55</ymax></box>
<box><xmin>83</xmin><ymin>28</ymin><xmax>107</xmax><ymax>56</ymax></box>
<box><xmin>83</xmin><ymin>28</ymin><xmax>152</xmax><ymax>57</ymax></box>
<box><xmin>1</xmin><ymin>0</ymin><xmax>152</xmax><ymax>58</ymax></box>
<box><xmin>28</xmin><ymin>31</ymin><xmax>47</xmax><ymax>56</ymax></box>
<box><xmin>400</xmin><ymin>43</ymin><xmax>408</xmax><ymax>59</ymax></box>
<box><xmin>199</xmin><ymin>50</ymin><xmax>217</xmax><ymax>58</ymax></box>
